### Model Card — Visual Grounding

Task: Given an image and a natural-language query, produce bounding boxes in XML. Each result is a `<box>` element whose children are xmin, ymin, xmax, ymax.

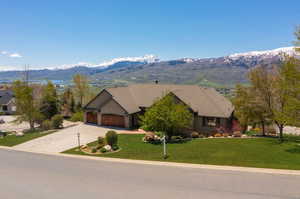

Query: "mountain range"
<box><xmin>0</xmin><ymin>47</ymin><xmax>297</xmax><ymax>88</ymax></box>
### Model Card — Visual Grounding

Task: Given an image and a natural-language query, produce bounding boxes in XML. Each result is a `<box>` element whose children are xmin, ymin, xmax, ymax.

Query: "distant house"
<box><xmin>83</xmin><ymin>84</ymin><xmax>235</xmax><ymax>133</ymax></box>
<box><xmin>0</xmin><ymin>90</ymin><xmax>16</xmax><ymax>115</ymax></box>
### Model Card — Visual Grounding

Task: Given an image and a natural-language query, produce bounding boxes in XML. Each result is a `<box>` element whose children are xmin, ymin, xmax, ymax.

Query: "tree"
<box><xmin>73</xmin><ymin>74</ymin><xmax>89</xmax><ymax>109</ymax></box>
<box><xmin>248</xmin><ymin>56</ymin><xmax>300</xmax><ymax>141</ymax></box>
<box><xmin>61</xmin><ymin>87</ymin><xmax>75</xmax><ymax>117</ymax></box>
<box><xmin>232</xmin><ymin>84</ymin><xmax>270</xmax><ymax>135</ymax></box>
<box><xmin>277</xmin><ymin>56</ymin><xmax>300</xmax><ymax>128</ymax></box>
<box><xmin>140</xmin><ymin>94</ymin><xmax>193</xmax><ymax>140</ymax></box>
<box><xmin>12</xmin><ymin>81</ymin><xmax>40</xmax><ymax>130</ymax></box>
<box><xmin>39</xmin><ymin>81</ymin><xmax>59</xmax><ymax>120</ymax></box>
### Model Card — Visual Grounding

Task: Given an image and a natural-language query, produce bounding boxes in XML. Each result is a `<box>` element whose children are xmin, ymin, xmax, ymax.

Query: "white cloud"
<box><xmin>0</xmin><ymin>50</ymin><xmax>22</xmax><ymax>58</ymax></box>
<box><xmin>9</xmin><ymin>53</ymin><xmax>22</xmax><ymax>58</ymax></box>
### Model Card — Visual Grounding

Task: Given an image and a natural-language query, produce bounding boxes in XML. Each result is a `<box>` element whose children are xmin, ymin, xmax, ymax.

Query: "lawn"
<box><xmin>63</xmin><ymin>134</ymin><xmax>300</xmax><ymax>170</ymax></box>
<box><xmin>0</xmin><ymin>130</ymin><xmax>56</xmax><ymax>147</ymax></box>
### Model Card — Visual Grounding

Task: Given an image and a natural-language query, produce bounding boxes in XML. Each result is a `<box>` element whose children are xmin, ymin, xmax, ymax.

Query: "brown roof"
<box><xmin>105</xmin><ymin>84</ymin><xmax>233</xmax><ymax>118</ymax></box>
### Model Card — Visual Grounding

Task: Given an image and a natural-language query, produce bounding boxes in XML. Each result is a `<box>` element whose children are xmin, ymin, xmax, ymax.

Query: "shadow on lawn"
<box><xmin>286</xmin><ymin>145</ymin><xmax>300</xmax><ymax>154</ymax></box>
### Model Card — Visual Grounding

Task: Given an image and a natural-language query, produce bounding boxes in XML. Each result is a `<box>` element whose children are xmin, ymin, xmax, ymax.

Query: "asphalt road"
<box><xmin>0</xmin><ymin>149</ymin><xmax>300</xmax><ymax>199</ymax></box>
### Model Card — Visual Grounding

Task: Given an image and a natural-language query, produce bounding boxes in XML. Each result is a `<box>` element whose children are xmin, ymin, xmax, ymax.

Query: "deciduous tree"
<box><xmin>12</xmin><ymin>81</ymin><xmax>40</xmax><ymax>130</ymax></box>
<box><xmin>140</xmin><ymin>94</ymin><xmax>193</xmax><ymax>140</ymax></box>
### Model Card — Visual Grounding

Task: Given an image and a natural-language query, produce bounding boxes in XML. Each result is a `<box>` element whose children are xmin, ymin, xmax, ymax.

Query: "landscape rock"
<box><xmin>16</xmin><ymin>132</ymin><xmax>24</xmax><ymax>137</ymax></box>
<box><xmin>104</xmin><ymin>145</ymin><xmax>112</xmax><ymax>151</ymax></box>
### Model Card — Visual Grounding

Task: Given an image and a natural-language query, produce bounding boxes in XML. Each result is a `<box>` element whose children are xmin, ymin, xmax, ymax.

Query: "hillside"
<box><xmin>0</xmin><ymin>47</ymin><xmax>296</xmax><ymax>88</ymax></box>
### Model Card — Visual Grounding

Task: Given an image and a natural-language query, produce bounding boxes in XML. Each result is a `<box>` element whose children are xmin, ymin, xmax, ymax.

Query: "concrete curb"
<box><xmin>1</xmin><ymin>145</ymin><xmax>300</xmax><ymax>176</ymax></box>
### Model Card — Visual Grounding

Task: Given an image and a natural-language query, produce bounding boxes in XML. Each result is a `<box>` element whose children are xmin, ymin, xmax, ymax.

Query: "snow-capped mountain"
<box><xmin>0</xmin><ymin>47</ymin><xmax>298</xmax><ymax>86</ymax></box>
<box><xmin>228</xmin><ymin>47</ymin><xmax>296</xmax><ymax>60</ymax></box>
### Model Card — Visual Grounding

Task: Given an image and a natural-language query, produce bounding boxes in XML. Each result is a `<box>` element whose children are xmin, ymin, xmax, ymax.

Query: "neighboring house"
<box><xmin>83</xmin><ymin>84</ymin><xmax>235</xmax><ymax>133</ymax></box>
<box><xmin>0</xmin><ymin>90</ymin><xmax>16</xmax><ymax>115</ymax></box>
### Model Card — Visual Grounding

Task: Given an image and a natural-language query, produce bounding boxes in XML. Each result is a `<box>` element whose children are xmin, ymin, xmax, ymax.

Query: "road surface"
<box><xmin>0</xmin><ymin>149</ymin><xmax>299</xmax><ymax>199</ymax></box>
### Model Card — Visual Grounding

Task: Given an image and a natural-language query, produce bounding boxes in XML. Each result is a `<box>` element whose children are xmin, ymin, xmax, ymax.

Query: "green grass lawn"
<box><xmin>63</xmin><ymin>134</ymin><xmax>300</xmax><ymax>170</ymax></box>
<box><xmin>0</xmin><ymin>130</ymin><xmax>56</xmax><ymax>147</ymax></box>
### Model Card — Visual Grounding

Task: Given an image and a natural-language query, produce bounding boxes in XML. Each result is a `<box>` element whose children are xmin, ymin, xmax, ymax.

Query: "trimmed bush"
<box><xmin>100</xmin><ymin>147</ymin><xmax>107</xmax><ymax>153</ymax></box>
<box><xmin>191</xmin><ymin>132</ymin><xmax>199</xmax><ymax>138</ymax></box>
<box><xmin>51</xmin><ymin>114</ymin><xmax>63</xmax><ymax>129</ymax></box>
<box><xmin>105</xmin><ymin>131</ymin><xmax>118</xmax><ymax>146</ymax></box>
<box><xmin>91</xmin><ymin>147</ymin><xmax>97</xmax><ymax>153</ymax></box>
<box><xmin>97</xmin><ymin>136</ymin><xmax>105</xmax><ymax>145</ymax></box>
<box><xmin>70</xmin><ymin>111</ymin><xmax>83</xmax><ymax>122</ymax></box>
<box><xmin>42</xmin><ymin>120</ymin><xmax>52</xmax><ymax>131</ymax></box>
<box><xmin>112</xmin><ymin>145</ymin><xmax>119</xmax><ymax>151</ymax></box>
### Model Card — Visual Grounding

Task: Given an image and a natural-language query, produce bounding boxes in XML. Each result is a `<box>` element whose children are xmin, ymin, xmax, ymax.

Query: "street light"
<box><xmin>162</xmin><ymin>135</ymin><xmax>167</xmax><ymax>159</ymax></box>
<box><xmin>77</xmin><ymin>133</ymin><xmax>81</xmax><ymax>151</ymax></box>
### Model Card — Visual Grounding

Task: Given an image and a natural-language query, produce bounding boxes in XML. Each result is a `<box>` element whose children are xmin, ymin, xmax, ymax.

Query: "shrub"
<box><xmin>97</xmin><ymin>136</ymin><xmax>105</xmax><ymax>146</ymax></box>
<box><xmin>105</xmin><ymin>131</ymin><xmax>118</xmax><ymax>146</ymax></box>
<box><xmin>253</xmin><ymin>127</ymin><xmax>261</xmax><ymax>132</ymax></box>
<box><xmin>100</xmin><ymin>147</ymin><xmax>107</xmax><ymax>153</ymax></box>
<box><xmin>112</xmin><ymin>145</ymin><xmax>119</xmax><ymax>151</ymax></box>
<box><xmin>233</xmin><ymin>131</ymin><xmax>242</xmax><ymax>137</ymax></box>
<box><xmin>0</xmin><ymin>131</ymin><xmax>7</xmax><ymax>137</ymax></box>
<box><xmin>51</xmin><ymin>114</ymin><xmax>63</xmax><ymax>129</ymax></box>
<box><xmin>42</xmin><ymin>120</ymin><xmax>52</xmax><ymax>131</ymax></box>
<box><xmin>191</xmin><ymin>132</ymin><xmax>199</xmax><ymax>138</ymax></box>
<box><xmin>91</xmin><ymin>147</ymin><xmax>97</xmax><ymax>153</ymax></box>
<box><xmin>199</xmin><ymin>134</ymin><xmax>205</xmax><ymax>138</ymax></box>
<box><xmin>70</xmin><ymin>111</ymin><xmax>83</xmax><ymax>122</ymax></box>
<box><xmin>171</xmin><ymin>135</ymin><xmax>183</xmax><ymax>140</ymax></box>
<box><xmin>155</xmin><ymin>131</ymin><xmax>164</xmax><ymax>137</ymax></box>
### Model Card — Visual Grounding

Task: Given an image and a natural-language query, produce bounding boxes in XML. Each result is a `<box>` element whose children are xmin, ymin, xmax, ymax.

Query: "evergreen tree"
<box><xmin>39</xmin><ymin>81</ymin><xmax>59</xmax><ymax>120</ymax></box>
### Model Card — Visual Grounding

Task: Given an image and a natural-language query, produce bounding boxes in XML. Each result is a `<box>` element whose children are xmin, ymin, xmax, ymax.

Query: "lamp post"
<box><xmin>163</xmin><ymin>135</ymin><xmax>167</xmax><ymax>159</ymax></box>
<box><xmin>77</xmin><ymin>133</ymin><xmax>81</xmax><ymax>151</ymax></box>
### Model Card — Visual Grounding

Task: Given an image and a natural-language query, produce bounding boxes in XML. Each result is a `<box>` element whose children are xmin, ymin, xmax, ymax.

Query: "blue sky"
<box><xmin>0</xmin><ymin>0</ymin><xmax>299</xmax><ymax>70</ymax></box>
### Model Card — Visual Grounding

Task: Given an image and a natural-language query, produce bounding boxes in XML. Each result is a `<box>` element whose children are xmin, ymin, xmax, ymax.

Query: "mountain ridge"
<box><xmin>0</xmin><ymin>47</ymin><xmax>297</xmax><ymax>87</ymax></box>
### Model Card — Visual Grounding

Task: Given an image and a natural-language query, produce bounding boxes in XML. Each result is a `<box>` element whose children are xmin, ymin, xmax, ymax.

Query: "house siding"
<box><xmin>193</xmin><ymin>115</ymin><xmax>231</xmax><ymax>135</ymax></box>
<box><xmin>0</xmin><ymin>99</ymin><xmax>16</xmax><ymax>115</ymax></box>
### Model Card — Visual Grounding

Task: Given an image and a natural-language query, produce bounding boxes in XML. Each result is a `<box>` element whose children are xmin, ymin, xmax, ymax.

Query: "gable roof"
<box><xmin>103</xmin><ymin>84</ymin><xmax>234</xmax><ymax>118</ymax></box>
<box><xmin>0</xmin><ymin>90</ymin><xmax>14</xmax><ymax>105</ymax></box>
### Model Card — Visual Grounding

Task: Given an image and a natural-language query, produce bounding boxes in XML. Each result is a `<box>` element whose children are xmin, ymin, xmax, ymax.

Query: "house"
<box><xmin>0</xmin><ymin>90</ymin><xmax>16</xmax><ymax>115</ymax></box>
<box><xmin>83</xmin><ymin>84</ymin><xmax>235</xmax><ymax>133</ymax></box>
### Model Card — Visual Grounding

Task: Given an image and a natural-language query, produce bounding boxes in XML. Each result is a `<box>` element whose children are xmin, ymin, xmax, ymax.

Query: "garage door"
<box><xmin>86</xmin><ymin>112</ymin><xmax>98</xmax><ymax>124</ymax></box>
<box><xmin>101</xmin><ymin>114</ymin><xmax>125</xmax><ymax>128</ymax></box>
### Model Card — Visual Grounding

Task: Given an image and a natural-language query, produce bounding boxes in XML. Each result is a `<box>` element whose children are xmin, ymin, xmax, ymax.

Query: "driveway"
<box><xmin>13</xmin><ymin>123</ymin><xmax>136</xmax><ymax>153</ymax></box>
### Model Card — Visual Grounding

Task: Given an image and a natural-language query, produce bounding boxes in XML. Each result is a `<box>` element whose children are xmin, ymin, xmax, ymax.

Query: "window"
<box><xmin>203</xmin><ymin>117</ymin><xmax>220</xmax><ymax>127</ymax></box>
<box><xmin>2</xmin><ymin>105</ymin><xmax>8</xmax><ymax>111</ymax></box>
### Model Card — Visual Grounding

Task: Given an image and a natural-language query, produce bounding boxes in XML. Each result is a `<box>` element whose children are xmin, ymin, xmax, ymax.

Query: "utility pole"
<box><xmin>23</xmin><ymin>64</ymin><xmax>29</xmax><ymax>85</ymax></box>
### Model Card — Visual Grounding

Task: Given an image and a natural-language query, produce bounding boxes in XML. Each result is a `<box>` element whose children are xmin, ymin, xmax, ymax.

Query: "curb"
<box><xmin>1</xmin><ymin>145</ymin><xmax>300</xmax><ymax>176</ymax></box>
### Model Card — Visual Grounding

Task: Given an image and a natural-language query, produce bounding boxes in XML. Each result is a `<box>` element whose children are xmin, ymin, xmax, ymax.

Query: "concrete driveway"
<box><xmin>13</xmin><ymin>123</ymin><xmax>136</xmax><ymax>153</ymax></box>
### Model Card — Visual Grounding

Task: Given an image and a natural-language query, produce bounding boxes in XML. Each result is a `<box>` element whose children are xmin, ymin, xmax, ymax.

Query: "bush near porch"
<box><xmin>64</xmin><ymin>134</ymin><xmax>300</xmax><ymax>170</ymax></box>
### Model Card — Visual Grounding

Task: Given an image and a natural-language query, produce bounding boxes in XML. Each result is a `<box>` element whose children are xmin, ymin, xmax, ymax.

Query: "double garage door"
<box><xmin>101</xmin><ymin>114</ymin><xmax>125</xmax><ymax>128</ymax></box>
<box><xmin>86</xmin><ymin>112</ymin><xmax>125</xmax><ymax>128</ymax></box>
